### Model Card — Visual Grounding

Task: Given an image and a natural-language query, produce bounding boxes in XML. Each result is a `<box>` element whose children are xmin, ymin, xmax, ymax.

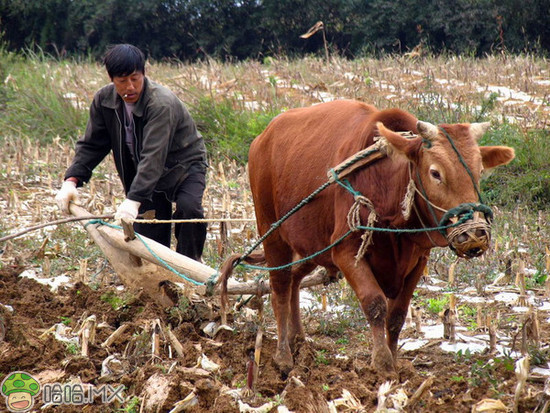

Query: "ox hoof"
<box><xmin>273</xmin><ymin>352</ymin><xmax>294</xmax><ymax>378</ymax></box>
<box><xmin>371</xmin><ymin>347</ymin><xmax>396</xmax><ymax>375</ymax></box>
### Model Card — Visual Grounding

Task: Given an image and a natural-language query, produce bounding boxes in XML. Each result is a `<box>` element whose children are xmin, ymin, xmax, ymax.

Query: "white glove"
<box><xmin>114</xmin><ymin>199</ymin><xmax>141</xmax><ymax>223</ymax></box>
<box><xmin>55</xmin><ymin>180</ymin><xmax>79</xmax><ymax>214</ymax></box>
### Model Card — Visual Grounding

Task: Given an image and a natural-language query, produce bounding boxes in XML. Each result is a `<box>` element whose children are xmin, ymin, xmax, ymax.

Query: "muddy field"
<box><xmin>1</xmin><ymin>255</ymin><xmax>550</xmax><ymax>412</ymax></box>
<box><xmin>0</xmin><ymin>149</ymin><xmax>549</xmax><ymax>413</ymax></box>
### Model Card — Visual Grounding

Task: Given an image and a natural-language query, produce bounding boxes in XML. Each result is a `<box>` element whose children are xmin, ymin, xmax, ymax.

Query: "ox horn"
<box><xmin>469</xmin><ymin>122</ymin><xmax>491</xmax><ymax>141</ymax></box>
<box><xmin>416</xmin><ymin>120</ymin><xmax>439</xmax><ymax>142</ymax></box>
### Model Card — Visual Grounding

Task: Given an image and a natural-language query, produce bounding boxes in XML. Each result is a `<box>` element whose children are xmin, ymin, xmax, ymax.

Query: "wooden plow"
<box><xmin>70</xmin><ymin>204</ymin><xmax>334</xmax><ymax>307</ymax></box>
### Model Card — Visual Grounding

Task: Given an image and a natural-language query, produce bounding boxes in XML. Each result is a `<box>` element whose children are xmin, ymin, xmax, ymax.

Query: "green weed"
<box><xmin>60</xmin><ymin>316</ymin><xmax>72</xmax><ymax>326</ymax></box>
<box><xmin>424</xmin><ymin>296</ymin><xmax>449</xmax><ymax>315</ymax></box>
<box><xmin>315</xmin><ymin>349</ymin><xmax>330</xmax><ymax>366</ymax></box>
<box><xmin>119</xmin><ymin>396</ymin><xmax>141</xmax><ymax>413</ymax></box>
<box><xmin>65</xmin><ymin>342</ymin><xmax>79</xmax><ymax>355</ymax></box>
<box><xmin>100</xmin><ymin>291</ymin><xmax>127</xmax><ymax>310</ymax></box>
<box><xmin>191</xmin><ymin>96</ymin><xmax>278</xmax><ymax>164</ymax></box>
<box><xmin>481</xmin><ymin>126</ymin><xmax>550</xmax><ymax>208</ymax></box>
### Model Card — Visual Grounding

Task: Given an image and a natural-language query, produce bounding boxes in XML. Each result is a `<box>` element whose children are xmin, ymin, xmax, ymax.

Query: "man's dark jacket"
<box><xmin>65</xmin><ymin>78</ymin><xmax>207</xmax><ymax>202</ymax></box>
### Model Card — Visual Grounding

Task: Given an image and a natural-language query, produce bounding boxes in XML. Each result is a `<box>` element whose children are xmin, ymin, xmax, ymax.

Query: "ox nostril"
<box><xmin>457</xmin><ymin>234</ymin><xmax>468</xmax><ymax>243</ymax></box>
<box><xmin>466</xmin><ymin>248</ymin><xmax>482</xmax><ymax>258</ymax></box>
<box><xmin>475</xmin><ymin>228</ymin><xmax>486</xmax><ymax>238</ymax></box>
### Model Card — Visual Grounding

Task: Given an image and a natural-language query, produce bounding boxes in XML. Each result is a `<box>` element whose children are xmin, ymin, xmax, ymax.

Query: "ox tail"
<box><xmin>217</xmin><ymin>251</ymin><xmax>266</xmax><ymax>324</ymax></box>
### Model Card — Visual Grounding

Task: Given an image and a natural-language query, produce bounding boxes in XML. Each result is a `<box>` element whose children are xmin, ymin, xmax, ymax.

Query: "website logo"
<box><xmin>1</xmin><ymin>371</ymin><xmax>125</xmax><ymax>411</ymax></box>
<box><xmin>1</xmin><ymin>372</ymin><xmax>40</xmax><ymax>412</ymax></box>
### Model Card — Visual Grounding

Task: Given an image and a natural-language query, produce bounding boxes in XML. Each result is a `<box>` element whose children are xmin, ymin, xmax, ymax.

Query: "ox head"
<box><xmin>377</xmin><ymin>120</ymin><xmax>515</xmax><ymax>258</ymax></box>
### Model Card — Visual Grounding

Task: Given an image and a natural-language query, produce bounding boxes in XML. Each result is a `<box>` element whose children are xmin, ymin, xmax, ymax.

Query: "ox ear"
<box><xmin>480</xmin><ymin>145</ymin><xmax>515</xmax><ymax>170</ymax></box>
<box><xmin>470</xmin><ymin>122</ymin><xmax>491</xmax><ymax>141</ymax></box>
<box><xmin>416</xmin><ymin>120</ymin><xmax>439</xmax><ymax>143</ymax></box>
<box><xmin>376</xmin><ymin>122</ymin><xmax>419</xmax><ymax>159</ymax></box>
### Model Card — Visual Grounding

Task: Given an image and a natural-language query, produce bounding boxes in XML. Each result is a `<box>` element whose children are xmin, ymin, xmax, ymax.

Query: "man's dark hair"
<box><xmin>103</xmin><ymin>44</ymin><xmax>146</xmax><ymax>79</ymax></box>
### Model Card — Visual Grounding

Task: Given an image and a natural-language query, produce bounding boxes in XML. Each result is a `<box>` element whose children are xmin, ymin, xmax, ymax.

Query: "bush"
<box><xmin>0</xmin><ymin>49</ymin><xmax>89</xmax><ymax>144</ymax></box>
<box><xmin>481</xmin><ymin>124</ymin><xmax>550</xmax><ymax>208</ymax></box>
<box><xmin>191</xmin><ymin>96</ymin><xmax>278</xmax><ymax>164</ymax></box>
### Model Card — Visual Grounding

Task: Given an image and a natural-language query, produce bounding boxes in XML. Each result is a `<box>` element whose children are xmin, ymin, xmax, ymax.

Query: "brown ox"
<box><xmin>221</xmin><ymin>100</ymin><xmax>515</xmax><ymax>375</ymax></box>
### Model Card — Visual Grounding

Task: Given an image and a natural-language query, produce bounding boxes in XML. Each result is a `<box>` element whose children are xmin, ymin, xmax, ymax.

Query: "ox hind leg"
<box><xmin>263</xmin><ymin>238</ymin><xmax>297</xmax><ymax>375</ymax></box>
<box><xmin>266</xmin><ymin>244</ymin><xmax>317</xmax><ymax>375</ymax></box>
<box><xmin>288</xmin><ymin>260</ymin><xmax>317</xmax><ymax>347</ymax></box>
<box><xmin>386</xmin><ymin>256</ymin><xmax>428</xmax><ymax>361</ymax></box>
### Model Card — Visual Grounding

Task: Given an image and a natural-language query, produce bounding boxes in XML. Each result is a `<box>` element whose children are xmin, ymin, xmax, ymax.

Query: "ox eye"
<box><xmin>430</xmin><ymin>168</ymin><xmax>442</xmax><ymax>182</ymax></box>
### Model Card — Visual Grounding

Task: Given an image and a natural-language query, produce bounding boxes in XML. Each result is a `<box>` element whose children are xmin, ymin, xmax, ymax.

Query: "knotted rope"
<box><xmin>329</xmin><ymin>170</ymin><xmax>380</xmax><ymax>263</ymax></box>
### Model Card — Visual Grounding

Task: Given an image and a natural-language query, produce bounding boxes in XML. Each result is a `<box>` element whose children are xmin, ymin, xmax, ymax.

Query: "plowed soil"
<box><xmin>1</xmin><ymin>264</ymin><xmax>548</xmax><ymax>412</ymax></box>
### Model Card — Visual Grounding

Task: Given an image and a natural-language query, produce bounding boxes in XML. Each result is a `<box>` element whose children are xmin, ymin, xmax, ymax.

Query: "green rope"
<box><xmin>439</xmin><ymin>126</ymin><xmax>484</xmax><ymax>203</ymax></box>
<box><xmin>330</xmin><ymin>169</ymin><xmax>362</xmax><ymax>198</ymax></box>
<box><xmin>415</xmin><ymin>166</ymin><xmax>441</xmax><ymax>227</ymax></box>
<box><xmin>242</xmin><ymin>229</ymin><xmax>354</xmax><ymax>271</ymax></box>
<box><xmin>240</xmin><ymin>209</ymin><xmax>473</xmax><ymax>273</ymax></box>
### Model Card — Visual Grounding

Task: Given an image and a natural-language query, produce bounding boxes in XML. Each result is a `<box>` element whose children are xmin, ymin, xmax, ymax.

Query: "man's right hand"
<box><xmin>55</xmin><ymin>180</ymin><xmax>79</xmax><ymax>214</ymax></box>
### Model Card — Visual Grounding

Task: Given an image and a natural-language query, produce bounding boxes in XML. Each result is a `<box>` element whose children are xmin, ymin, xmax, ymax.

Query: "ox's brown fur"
<box><xmin>221</xmin><ymin>100</ymin><xmax>515</xmax><ymax>375</ymax></box>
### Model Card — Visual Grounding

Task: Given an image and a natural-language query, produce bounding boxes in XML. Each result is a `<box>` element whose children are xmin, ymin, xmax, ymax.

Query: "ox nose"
<box><xmin>456</xmin><ymin>227</ymin><xmax>488</xmax><ymax>245</ymax></box>
<box><xmin>463</xmin><ymin>245</ymin><xmax>485</xmax><ymax>258</ymax></box>
<box><xmin>464</xmin><ymin>227</ymin><xmax>490</xmax><ymax>258</ymax></box>
<box><xmin>475</xmin><ymin>228</ymin><xmax>487</xmax><ymax>238</ymax></box>
<box><xmin>447</xmin><ymin>212</ymin><xmax>491</xmax><ymax>259</ymax></box>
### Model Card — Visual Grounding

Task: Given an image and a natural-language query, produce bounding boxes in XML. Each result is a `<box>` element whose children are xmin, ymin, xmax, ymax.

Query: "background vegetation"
<box><xmin>1</xmin><ymin>49</ymin><xmax>548</xmax><ymax>209</ymax></box>
<box><xmin>0</xmin><ymin>52</ymin><xmax>548</xmax><ymax>413</ymax></box>
<box><xmin>1</xmin><ymin>0</ymin><xmax>549</xmax><ymax>61</ymax></box>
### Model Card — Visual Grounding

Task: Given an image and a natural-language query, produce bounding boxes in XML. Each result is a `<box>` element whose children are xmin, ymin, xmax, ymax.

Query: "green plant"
<box><xmin>481</xmin><ymin>125</ymin><xmax>550</xmax><ymax>208</ymax></box>
<box><xmin>458</xmin><ymin>305</ymin><xmax>478</xmax><ymax>330</ymax></box>
<box><xmin>191</xmin><ymin>96</ymin><xmax>278</xmax><ymax>164</ymax></box>
<box><xmin>120</xmin><ymin>396</ymin><xmax>141</xmax><ymax>413</ymax></box>
<box><xmin>469</xmin><ymin>359</ymin><xmax>495</xmax><ymax>387</ymax></box>
<box><xmin>315</xmin><ymin>350</ymin><xmax>330</xmax><ymax>366</ymax></box>
<box><xmin>424</xmin><ymin>296</ymin><xmax>449</xmax><ymax>315</ymax></box>
<box><xmin>529</xmin><ymin>347</ymin><xmax>550</xmax><ymax>366</ymax></box>
<box><xmin>100</xmin><ymin>291</ymin><xmax>126</xmax><ymax>310</ymax></box>
<box><xmin>454</xmin><ymin>348</ymin><xmax>474</xmax><ymax>362</ymax></box>
<box><xmin>65</xmin><ymin>342</ymin><xmax>79</xmax><ymax>355</ymax></box>
<box><xmin>0</xmin><ymin>49</ymin><xmax>89</xmax><ymax>145</ymax></box>
<box><xmin>473</xmin><ymin>92</ymin><xmax>499</xmax><ymax>121</ymax></box>
<box><xmin>60</xmin><ymin>317</ymin><xmax>72</xmax><ymax>326</ymax></box>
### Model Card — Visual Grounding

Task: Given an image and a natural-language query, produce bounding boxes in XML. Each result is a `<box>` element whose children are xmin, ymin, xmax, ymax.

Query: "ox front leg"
<box><xmin>334</xmin><ymin>255</ymin><xmax>395</xmax><ymax>374</ymax></box>
<box><xmin>386</xmin><ymin>256</ymin><xmax>428</xmax><ymax>361</ymax></box>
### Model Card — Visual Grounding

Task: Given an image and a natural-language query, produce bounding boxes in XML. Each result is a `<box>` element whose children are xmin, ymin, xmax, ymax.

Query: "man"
<box><xmin>55</xmin><ymin>44</ymin><xmax>207</xmax><ymax>261</ymax></box>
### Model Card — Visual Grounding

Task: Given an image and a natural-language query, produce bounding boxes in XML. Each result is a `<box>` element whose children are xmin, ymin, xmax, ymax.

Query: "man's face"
<box><xmin>112</xmin><ymin>71</ymin><xmax>144</xmax><ymax>103</ymax></box>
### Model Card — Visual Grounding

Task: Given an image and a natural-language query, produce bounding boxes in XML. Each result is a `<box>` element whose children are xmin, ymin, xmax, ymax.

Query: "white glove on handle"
<box><xmin>55</xmin><ymin>180</ymin><xmax>79</xmax><ymax>214</ymax></box>
<box><xmin>114</xmin><ymin>199</ymin><xmax>141</xmax><ymax>223</ymax></box>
